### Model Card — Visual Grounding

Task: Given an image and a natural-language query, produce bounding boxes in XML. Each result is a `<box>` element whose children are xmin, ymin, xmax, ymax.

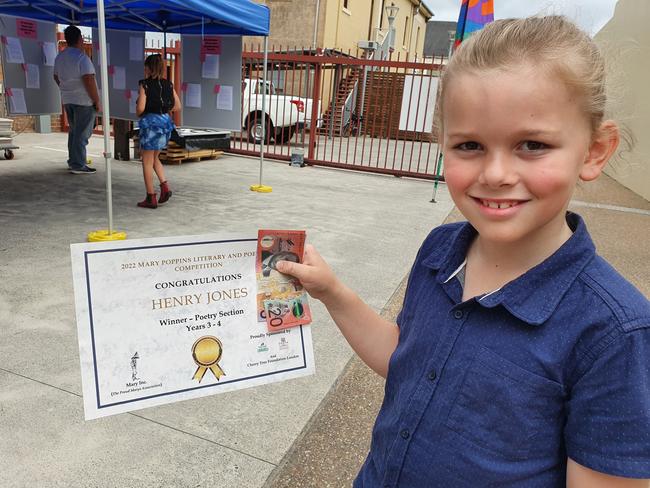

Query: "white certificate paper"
<box><xmin>8</xmin><ymin>88</ymin><xmax>27</xmax><ymax>113</ymax></box>
<box><xmin>42</xmin><ymin>41</ymin><xmax>57</xmax><ymax>66</ymax></box>
<box><xmin>71</xmin><ymin>234</ymin><xmax>315</xmax><ymax>420</ymax></box>
<box><xmin>112</xmin><ymin>66</ymin><xmax>126</xmax><ymax>90</ymax></box>
<box><xmin>185</xmin><ymin>83</ymin><xmax>201</xmax><ymax>108</ymax></box>
<box><xmin>25</xmin><ymin>63</ymin><xmax>40</xmax><ymax>89</ymax></box>
<box><xmin>5</xmin><ymin>37</ymin><xmax>24</xmax><ymax>63</ymax></box>
<box><xmin>129</xmin><ymin>36</ymin><xmax>143</xmax><ymax>61</ymax></box>
<box><xmin>201</xmin><ymin>54</ymin><xmax>220</xmax><ymax>79</ymax></box>
<box><xmin>216</xmin><ymin>85</ymin><xmax>233</xmax><ymax>111</ymax></box>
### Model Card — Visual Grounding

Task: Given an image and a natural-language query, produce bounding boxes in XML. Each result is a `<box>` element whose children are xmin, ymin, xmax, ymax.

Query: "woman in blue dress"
<box><xmin>136</xmin><ymin>54</ymin><xmax>181</xmax><ymax>208</ymax></box>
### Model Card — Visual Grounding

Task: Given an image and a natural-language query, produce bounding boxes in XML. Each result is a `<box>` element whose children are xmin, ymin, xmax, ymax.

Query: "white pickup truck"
<box><xmin>242</xmin><ymin>78</ymin><xmax>318</xmax><ymax>144</ymax></box>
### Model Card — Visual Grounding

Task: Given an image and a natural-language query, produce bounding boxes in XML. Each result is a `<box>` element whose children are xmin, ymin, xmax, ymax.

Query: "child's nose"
<box><xmin>478</xmin><ymin>153</ymin><xmax>519</xmax><ymax>188</ymax></box>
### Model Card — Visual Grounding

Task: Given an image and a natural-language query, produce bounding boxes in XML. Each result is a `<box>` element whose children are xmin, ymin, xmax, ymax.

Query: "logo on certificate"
<box><xmin>191</xmin><ymin>336</ymin><xmax>225</xmax><ymax>383</ymax></box>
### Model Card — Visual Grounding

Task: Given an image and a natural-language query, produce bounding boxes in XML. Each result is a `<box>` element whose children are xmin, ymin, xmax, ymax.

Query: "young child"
<box><xmin>277</xmin><ymin>16</ymin><xmax>650</xmax><ymax>488</ymax></box>
<box><xmin>136</xmin><ymin>54</ymin><xmax>181</xmax><ymax>209</ymax></box>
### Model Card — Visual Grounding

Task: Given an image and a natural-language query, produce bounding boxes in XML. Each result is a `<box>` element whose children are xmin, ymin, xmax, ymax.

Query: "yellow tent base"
<box><xmin>249</xmin><ymin>184</ymin><xmax>273</xmax><ymax>193</ymax></box>
<box><xmin>87</xmin><ymin>229</ymin><xmax>128</xmax><ymax>242</ymax></box>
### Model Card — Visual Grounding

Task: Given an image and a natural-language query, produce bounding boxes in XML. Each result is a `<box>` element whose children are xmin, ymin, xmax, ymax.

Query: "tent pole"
<box><xmin>97</xmin><ymin>0</ymin><xmax>114</xmax><ymax>233</ymax></box>
<box><xmin>163</xmin><ymin>28</ymin><xmax>167</xmax><ymax>59</ymax></box>
<box><xmin>259</xmin><ymin>36</ymin><xmax>268</xmax><ymax>185</ymax></box>
<box><xmin>249</xmin><ymin>36</ymin><xmax>271</xmax><ymax>192</ymax></box>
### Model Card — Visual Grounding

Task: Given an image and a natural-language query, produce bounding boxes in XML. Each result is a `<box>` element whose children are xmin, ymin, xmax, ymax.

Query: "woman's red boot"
<box><xmin>158</xmin><ymin>181</ymin><xmax>172</xmax><ymax>205</ymax></box>
<box><xmin>137</xmin><ymin>193</ymin><xmax>158</xmax><ymax>209</ymax></box>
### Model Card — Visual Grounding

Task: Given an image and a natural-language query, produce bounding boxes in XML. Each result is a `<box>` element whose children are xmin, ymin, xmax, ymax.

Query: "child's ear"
<box><xmin>580</xmin><ymin>120</ymin><xmax>620</xmax><ymax>181</ymax></box>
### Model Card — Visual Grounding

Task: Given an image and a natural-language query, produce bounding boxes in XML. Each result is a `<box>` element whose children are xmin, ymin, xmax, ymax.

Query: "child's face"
<box><xmin>441</xmin><ymin>66</ymin><xmax>603</xmax><ymax>248</ymax></box>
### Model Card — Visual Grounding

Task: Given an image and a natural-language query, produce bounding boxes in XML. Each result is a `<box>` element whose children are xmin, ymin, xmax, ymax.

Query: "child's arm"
<box><xmin>567</xmin><ymin>458</ymin><xmax>649</xmax><ymax>488</ymax></box>
<box><xmin>276</xmin><ymin>245</ymin><xmax>399</xmax><ymax>378</ymax></box>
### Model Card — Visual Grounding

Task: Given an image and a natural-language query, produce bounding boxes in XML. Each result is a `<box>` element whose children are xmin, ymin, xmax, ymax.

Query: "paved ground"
<box><xmin>0</xmin><ymin>132</ymin><xmax>454</xmax><ymax>488</ymax></box>
<box><xmin>0</xmin><ymin>132</ymin><xmax>648</xmax><ymax>487</ymax></box>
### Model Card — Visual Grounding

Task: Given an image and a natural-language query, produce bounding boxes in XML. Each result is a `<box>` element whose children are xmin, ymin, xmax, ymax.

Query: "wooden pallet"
<box><xmin>159</xmin><ymin>142</ymin><xmax>224</xmax><ymax>165</ymax></box>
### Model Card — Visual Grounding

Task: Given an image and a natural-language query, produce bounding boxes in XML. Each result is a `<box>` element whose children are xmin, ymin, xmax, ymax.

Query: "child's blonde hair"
<box><xmin>438</xmin><ymin>16</ymin><xmax>607</xmax><ymax>135</ymax></box>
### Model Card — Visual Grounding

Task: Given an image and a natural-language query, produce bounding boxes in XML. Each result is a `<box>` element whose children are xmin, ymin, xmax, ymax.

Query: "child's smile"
<box><xmin>471</xmin><ymin>197</ymin><xmax>529</xmax><ymax>216</ymax></box>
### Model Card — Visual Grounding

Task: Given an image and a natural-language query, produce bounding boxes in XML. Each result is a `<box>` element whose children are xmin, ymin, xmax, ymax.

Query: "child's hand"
<box><xmin>275</xmin><ymin>244</ymin><xmax>341</xmax><ymax>303</ymax></box>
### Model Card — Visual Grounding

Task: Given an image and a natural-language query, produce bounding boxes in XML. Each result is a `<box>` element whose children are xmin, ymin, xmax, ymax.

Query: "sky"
<box><xmin>422</xmin><ymin>0</ymin><xmax>618</xmax><ymax>34</ymax></box>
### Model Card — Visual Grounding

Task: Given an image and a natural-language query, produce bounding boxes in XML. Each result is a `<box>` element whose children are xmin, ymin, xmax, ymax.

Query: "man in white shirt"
<box><xmin>53</xmin><ymin>25</ymin><xmax>101</xmax><ymax>174</ymax></box>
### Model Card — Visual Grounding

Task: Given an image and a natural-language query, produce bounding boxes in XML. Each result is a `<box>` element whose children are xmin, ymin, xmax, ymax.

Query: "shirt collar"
<box><xmin>421</xmin><ymin>212</ymin><xmax>596</xmax><ymax>326</ymax></box>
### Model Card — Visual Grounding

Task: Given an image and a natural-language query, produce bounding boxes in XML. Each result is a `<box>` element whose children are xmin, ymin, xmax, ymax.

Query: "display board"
<box><xmin>0</xmin><ymin>15</ymin><xmax>60</xmax><ymax>115</ymax></box>
<box><xmin>92</xmin><ymin>28</ymin><xmax>144</xmax><ymax>121</ymax></box>
<box><xmin>180</xmin><ymin>35</ymin><xmax>242</xmax><ymax>131</ymax></box>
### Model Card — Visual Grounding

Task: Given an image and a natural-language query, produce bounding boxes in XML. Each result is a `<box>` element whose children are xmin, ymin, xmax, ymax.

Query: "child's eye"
<box><xmin>520</xmin><ymin>140</ymin><xmax>548</xmax><ymax>151</ymax></box>
<box><xmin>454</xmin><ymin>141</ymin><xmax>482</xmax><ymax>151</ymax></box>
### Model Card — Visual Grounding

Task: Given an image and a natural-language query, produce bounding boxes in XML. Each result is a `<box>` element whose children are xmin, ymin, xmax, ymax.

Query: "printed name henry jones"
<box><xmin>152</xmin><ymin>287</ymin><xmax>249</xmax><ymax>309</ymax></box>
<box><xmin>151</xmin><ymin>273</ymin><xmax>249</xmax><ymax>310</ymax></box>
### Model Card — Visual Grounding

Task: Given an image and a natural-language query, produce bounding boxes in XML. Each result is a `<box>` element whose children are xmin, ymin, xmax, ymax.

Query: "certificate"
<box><xmin>71</xmin><ymin>234</ymin><xmax>315</xmax><ymax>420</ymax></box>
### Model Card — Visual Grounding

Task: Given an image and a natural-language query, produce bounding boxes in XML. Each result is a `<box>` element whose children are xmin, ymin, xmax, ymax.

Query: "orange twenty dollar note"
<box><xmin>256</xmin><ymin>230</ymin><xmax>312</xmax><ymax>331</ymax></box>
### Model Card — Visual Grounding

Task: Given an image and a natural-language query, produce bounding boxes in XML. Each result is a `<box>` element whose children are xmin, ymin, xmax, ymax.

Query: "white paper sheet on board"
<box><xmin>5</xmin><ymin>37</ymin><xmax>25</xmax><ymax>64</ymax></box>
<box><xmin>113</xmin><ymin>66</ymin><xmax>126</xmax><ymax>90</ymax></box>
<box><xmin>9</xmin><ymin>88</ymin><xmax>27</xmax><ymax>113</ymax></box>
<box><xmin>42</xmin><ymin>41</ymin><xmax>57</xmax><ymax>66</ymax></box>
<box><xmin>216</xmin><ymin>85</ymin><xmax>233</xmax><ymax>111</ymax></box>
<box><xmin>25</xmin><ymin>63</ymin><xmax>40</xmax><ymax>89</ymax></box>
<box><xmin>185</xmin><ymin>83</ymin><xmax>201</xmax><ymax>108</ymax></box>
<box><xmin>128</xmin><ymin>89</ymin><xmax>138</xmax><ymax>114</ymax></box>
<box><xmin>201</xmin><ymin>54</ymin><xmax>220</xmax><ymax>79</ymax></box>
<box><xmin>129</xmin><ymin>37</ymin><xmax>143</xmax><ymax>62</ymax></box>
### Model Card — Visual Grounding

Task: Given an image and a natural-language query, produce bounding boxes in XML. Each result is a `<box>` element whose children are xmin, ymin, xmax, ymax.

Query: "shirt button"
<box><xmin>428</xmin><ymin>369</ymin><xmax>437</xmax><ymax>381</ymax></box>
<box><xmin>453</xmin><ymin>310</ymin><xmax>464</xmax><ymax>319</ymax></box>
<box><xmin>400</xmin><ymin>429</ymin><xmax>410</xmax><ymax>439</ymax></box>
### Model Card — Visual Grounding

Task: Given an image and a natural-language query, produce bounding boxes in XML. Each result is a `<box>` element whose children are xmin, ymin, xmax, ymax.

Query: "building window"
<box><xmin>403</xmin><ymin>16</ymin><xmax>409</xmax><ymax>46</ymax></box>
<box><xmin>343</xmin><ymin>0</ymin><xmax>349</xmax><ymax>9</ymax></box>
<box><xmin>415</xmin><ymin>26</ymin><xmax>420</xmax><ymax>53</ymax></box>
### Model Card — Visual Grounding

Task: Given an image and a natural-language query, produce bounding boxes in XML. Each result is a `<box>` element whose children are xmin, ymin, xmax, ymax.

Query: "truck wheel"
<box><xmin>4</xmin><ymin>149</ymin><xmax>14</xmax><ymax>160</ymax></box>
<box><xmin>275</xmin><ymin>126</ymin><xmax>297</xmax><ymax>145</ymax></box>
<box><xmin>247</xmin><ymin>116</ymin><xmax>273</xmax><ymax>144</ymax></box>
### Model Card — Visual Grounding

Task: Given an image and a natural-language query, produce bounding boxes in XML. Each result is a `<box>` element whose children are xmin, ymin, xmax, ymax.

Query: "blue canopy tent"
<box><xmin>0</xmin><ymin>0</ymin><xmax>269</xmax><ymax>35</ymax></box>
<box><xmin>0</xmin><ymin>0</ymin><xmax>270</xmax><ymax>239</ymax></box>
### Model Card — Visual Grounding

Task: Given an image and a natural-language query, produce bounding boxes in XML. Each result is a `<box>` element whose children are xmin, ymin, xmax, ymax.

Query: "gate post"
<box><xmin>307</xmin><ymin>60</ymin><xmax>322</xmax><ymax>161</ymax></box>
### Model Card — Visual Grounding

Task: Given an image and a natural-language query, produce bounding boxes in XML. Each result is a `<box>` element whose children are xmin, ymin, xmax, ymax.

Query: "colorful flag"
<box><xmin>454</xmin><ymin>0</ymin><xmax>494</xmax><ymax>49</ymax></box>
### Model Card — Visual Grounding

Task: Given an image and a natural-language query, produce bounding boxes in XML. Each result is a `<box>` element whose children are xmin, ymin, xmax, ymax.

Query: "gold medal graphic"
<box><xmin>191</xmin><ymin>336</ymin><xmax>225</xmax><ymax>383</ymax></box>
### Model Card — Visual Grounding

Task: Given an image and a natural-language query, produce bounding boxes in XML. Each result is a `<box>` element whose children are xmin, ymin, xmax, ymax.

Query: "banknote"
<box><xmin>256</xmin><ymin>230</ymin><xmax>312</xmax><ymax>331</ymax></box>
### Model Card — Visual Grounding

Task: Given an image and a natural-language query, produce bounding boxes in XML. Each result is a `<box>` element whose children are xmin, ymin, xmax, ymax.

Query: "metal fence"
<box><xmin>231</xmin><ymin>46</ymin><xmax>446</xmax><ymax>181</ymax></box>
